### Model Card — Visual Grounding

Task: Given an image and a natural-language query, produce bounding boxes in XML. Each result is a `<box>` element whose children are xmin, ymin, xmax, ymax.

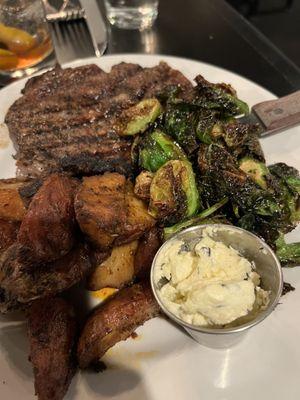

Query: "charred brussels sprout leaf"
<box><xmin>149</xmin><ymin>160</ymin><xmax>200</xmax><ymax>224</ymax></box>
<box><xmin>221</xmin><ymin>122</ymin><xmax>265</xmax><ymax>162</ymax></box>
<box><xmin>239</xmin><ymin>157</ymin><xmax>269</xmax><ymax>189</ymax></box>
<box><xmin>164</xmin><ymin>102</ymin><xmax>199</xmax><ymax>154</ymax></box>
<box><xmin>137</xmin><ymin>130</ymin><xmax>187</xmax><ymax>172</ymax></box>
<box><xmin>268</xmin><ymin>163</ymin><xmax>300</xmax><ymax>224</ymax></box>
<box><xmin>116</xmin><ymin>98</ymin><xmax>162</xmax><ymax>136</ymax></box>
<box><xmin>195</xmin><ymin>75</ymin><xmax>249</xmax><ymax>117</ymax></box>
<box><xmin>197</xmin><ymin>143</ymin><xmax>289</xmax><ymax>238</ymax></box>
<box><xmin>275</xmin><ymin>234</ymin><xmax>300</xmax><ymax>267</ymax></box>
<box><xmin>195</xmin><ymin>109</ymin><xmax>220</xmax><ymax>144</ymax></box>
<box><xmin>163</xmin><ymin>197</ymin><xmax>228</xmax><ymax>240</ymax></box>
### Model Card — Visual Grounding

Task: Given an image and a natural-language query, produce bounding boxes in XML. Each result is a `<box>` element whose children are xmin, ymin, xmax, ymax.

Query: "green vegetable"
<box><xmin>195</xmin><ymin>75</ymin><xmax>249</xmax><ymax>117</ymax></box>
<box><xmin>269</xmin><ymin>163</ymin><xmax>300</xmax><ymax>224</ymax></box>
<box><xmin>275</xmin><ymin>234</ymin><xmax>300</xmax><ymax>267</ymax></box>
<box><xmin>164</xmin><ymin>102</ymin><xmax>199</xmax><ymax>154</ymax></box>
<box><xmin>117</xmin><ymin>98</ymin><xmax>162</xmax><ymax>136</ymax></box>
<box><xmin>138</xmin><ymin>130</ymin><xmax>187</xmax><ymax>172</ymax></box>
<box><xmin>149</xmin><ymin>160</ymin><xmax>200</xmax><ymax>224</ymax></box>
<box><xmin>239</xmin><ymin>157</ymin><xmax>269</xmax><ymax>189</ymax></box>
<box><xmin>163</xmin><ymin>197</ymin><xmax>228</xmax><ymax>240</ymax></box>
<box><xmin>195</xmin><ymin>109</ymin><xmax>219</xmax><ymax>144</ymax></box>
<box><xmin>198</xmin><ymin>143</ymin><xmax>287</xmax><ymax>239</ymax></box>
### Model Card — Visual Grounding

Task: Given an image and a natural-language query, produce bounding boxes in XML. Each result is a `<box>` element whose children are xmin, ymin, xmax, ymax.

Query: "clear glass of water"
<box><xmin>104</xmin><ymin>0</ymin><xmax>159</xmax><ymax>30</ymax></box>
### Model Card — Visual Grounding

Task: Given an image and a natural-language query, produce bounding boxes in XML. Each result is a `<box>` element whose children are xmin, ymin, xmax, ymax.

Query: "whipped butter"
<box><xmin>154</xmin><ymin>228</ymin><xmax>270</xmax><ymax>327</ymax></box>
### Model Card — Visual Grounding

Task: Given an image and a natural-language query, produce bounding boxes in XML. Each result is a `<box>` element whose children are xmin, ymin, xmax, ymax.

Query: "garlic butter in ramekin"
<box><xmin>151</xmin><ymin>224</ymin><xmax>282</xmax><ymax>348</ymax></box>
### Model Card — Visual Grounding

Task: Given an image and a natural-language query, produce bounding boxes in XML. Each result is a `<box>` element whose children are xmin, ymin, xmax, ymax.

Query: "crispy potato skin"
<box><xmin>75</xmin><ymin>174</ymin><xmax>155</xmax><ymax>250</ymax></box>
<box><xmin>77</xmin><ymin>282</ymin><xmax>160</xmax><ymax>368</ymax></box>
<box><xmin>87</xmin><ymin>241</ymin><xmax>138</xmax><ymax>290</ymax></box>
<box><xmin>17</xmin><ymin>174</ymin><xmax>78</xmax><ymax>264</ymax></box>
<box><xmin>115</xmin><ymin>181</ymin><xmax>155</xmax><ymax>246</ymax></box>
<box><xmin>75</xmin><ymin>173</ymin><xmax>127</xmax><ymax>249</ymax></box>
<box><xmin>134</xmin><ymin>227</ymin><xmax>162</xmax><ymax>280</ymax></box>
<box><xmin>0</xmin><ymin>179</ymin><xmax>27</xmax><ymax>221</ymax></box>
<box><xmin>0</xmin><ymin>243</ymin><xmax>91</xmax><ymax>306</ymax></box>
<box><xmin>27</xmin><ymin>297</ymin><xmax>77</xmax><ymax>400</ymax></box>
<box><xmin>0</xmin><ymin>219</ymin><xmax>20</xmax><ymax>255</ymax></box>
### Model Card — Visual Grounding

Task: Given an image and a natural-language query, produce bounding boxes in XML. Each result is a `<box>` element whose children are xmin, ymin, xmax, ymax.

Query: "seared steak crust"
<box><xmin>27</xmin><ymin>297</ymin><xmax>77</xmax><ymax>400</ymax></box>
<box><xmin>5</xmin><ymin>62</ymin><xmax>192</xmax><ymax>178</ymax></box>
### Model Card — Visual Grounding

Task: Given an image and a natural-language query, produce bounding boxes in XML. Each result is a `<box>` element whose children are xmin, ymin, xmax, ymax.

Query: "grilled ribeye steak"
<box><xmin>27</xmin><ymin>297</ymin><xmax>77</xmax><ymax>400</ymax></box>
<box><xmin>77</xmin><ymin>282</ymin><xmax>160</xmax><ymax>368</ymax></box>
<box><xmin>5</xmin><ymin>62</ymin><xmax>192</xmax><ymax>178</ymax></box>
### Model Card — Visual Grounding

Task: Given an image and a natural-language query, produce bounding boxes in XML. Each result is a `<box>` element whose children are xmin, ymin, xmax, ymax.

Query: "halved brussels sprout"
<box><xmin>117</xmin><ymin>98</ymin><xmax>162</xmax><ymax>136</ymax></box>
<box><xmin>138</xmin><ymin>130</ymin><xmax>187</xmax><ymax>172</ymax></box>
<box><xmin>149</xmin><ymin>160</ymin><xmax>200</xmax><ymax>224</ymax></box>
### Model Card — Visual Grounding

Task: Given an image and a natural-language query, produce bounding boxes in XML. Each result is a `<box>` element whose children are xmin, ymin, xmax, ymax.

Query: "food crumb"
<box><xmin>93</xmin><ymin>360</ymin><xmax>107</xmax><ymax>373</ymax></box>
<box><xmin>282</xmin><ymin>282</ymin><xmax>295</xmax><ymax>296</ymax></box>
<box><xmin>131</xmin><ymin>332</ymin><xmax>138</xmax><ymax>339</ymax></box>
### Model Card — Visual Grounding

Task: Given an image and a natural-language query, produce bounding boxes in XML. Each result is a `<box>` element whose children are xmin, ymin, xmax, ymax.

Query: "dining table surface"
<box><xmin>1</xmin><ymin>0</ymin><xmax>300</xmax><ymax>96</ymax></box>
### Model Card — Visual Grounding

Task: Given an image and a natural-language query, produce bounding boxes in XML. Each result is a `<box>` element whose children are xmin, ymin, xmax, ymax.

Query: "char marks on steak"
<box><xmin>5</xmin><ymin>62</ymin><xmax>192</xmax><ymax>178</ymax></box>
<box><xmin>27</xmin><ymin>297</ymin><xmax>77</xmax><ymax>400</ymax></box>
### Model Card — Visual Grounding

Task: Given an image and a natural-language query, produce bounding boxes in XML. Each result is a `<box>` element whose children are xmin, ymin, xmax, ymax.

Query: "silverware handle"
<box><xmin>253</xmin><ymin>90</ymin><xmax>300</xmax><ymax>136</ymax></box>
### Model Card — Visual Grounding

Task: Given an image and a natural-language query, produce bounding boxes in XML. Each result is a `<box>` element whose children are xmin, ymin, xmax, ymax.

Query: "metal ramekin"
<box><xmin>150</xmin><ymin>224</ymin><xmax>283</xmax><ymax>349</ymax></box>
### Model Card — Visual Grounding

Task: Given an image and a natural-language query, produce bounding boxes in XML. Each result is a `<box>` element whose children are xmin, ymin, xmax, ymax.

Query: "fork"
<box><xmin>43</xmin><ymin>0</ymin><xmax>94</xmax><ymax>64</ymax></box>
<box><xmin>42</xmin><ymin>0</ymin><xmax>85</xmax><ymax>21</ymax></box>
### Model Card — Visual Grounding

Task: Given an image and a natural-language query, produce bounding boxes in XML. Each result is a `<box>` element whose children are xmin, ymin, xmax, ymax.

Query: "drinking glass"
<box><xmin>104</xmin><ymin>0</ymin><xmax>159</xmax><ymax>30</ymax></box>
<box><xmin>0</xmin><ymin>0</ymin><xmax>53</xmax><ymax>78</ymax></box>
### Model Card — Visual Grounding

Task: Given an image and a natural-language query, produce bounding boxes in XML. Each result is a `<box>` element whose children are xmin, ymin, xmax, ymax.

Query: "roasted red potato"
<box><xmin>77</xmin><ymin>283</ymin><xmax>160</xmax><ymax>368</ymax></box>
<box><xmin>27</xmin><ymin>297</ymin><xmax>77</xmax><ymax>400</ymax></box>
<box><xmin>17</xmin><ymin>174</ymin><xmax>78</xmax><ymax>264</ymax></box>
<box><xmin>87</xmin><ymin>240</ymin><xmax>138</xmax><ymax>290</ymax></box>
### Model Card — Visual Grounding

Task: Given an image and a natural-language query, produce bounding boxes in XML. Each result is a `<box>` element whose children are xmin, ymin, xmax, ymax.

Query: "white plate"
<box><xmin>0</xmin><ymin>54</ymin><xmax>299</xmax><ymax>400</ymax></box>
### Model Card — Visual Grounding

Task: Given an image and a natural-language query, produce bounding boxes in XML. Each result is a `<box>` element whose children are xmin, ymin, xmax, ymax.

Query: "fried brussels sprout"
<box><xmin>116</xmin><ymin>98</ymin><xmax>162</xmax><ymax>136</ymax></box>
<box><xmin>239</xmin><ymin>157</ymin><xmax>269</xmax><ymax>189</ymax></box>
<box><xmin>163</xmin><ymin>197</ymin><xmax>228</xmax><ymax>240</ymax></box>
<box><xmin>195</xmin><ymin>75</ymin><xmax>249</xmax><ymax>117</ymax></box>
<box><xmin>136</xmin><ymin>130</ymin><xmax>187</xmax><ymax>172</ymax></box>
<box><xmin>149</xmin><ymin>160</ymin><xmax>200</xmax><ymax>224</ymax></box>
<box><xmin>275</xmin><ymin>234</ymin><xmax>300</xmax><ymax>267</ymax></box>
<box><xmin>268</xmin><ymin>162</ymin><xmax>300</xmax><ymax>225</ymax></box>
<box><xmin>164</xmin><ymin>102</ymin><xmax>199</xmax><ymax>154</ymax></box>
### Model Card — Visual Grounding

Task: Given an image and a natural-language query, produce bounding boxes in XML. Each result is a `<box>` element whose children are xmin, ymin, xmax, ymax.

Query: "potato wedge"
<box><xmin>115</xmin><ymin>181</ymin><xmax>156</xmax><ymax>246</ymax></box>
<box><xmin>0</xmin><ymin>219</ymin><xmax>20</xmax><ymax>255</ymax></box>
<box><xmin>87</xmin><ymin>241</ymin><xmax>138</xmax><ymax>290</ymax></box>
<box><xmin>0</xmin><ymin>179</ymin><xmax>27</xmax><ymax>221</ymax></box>
<box><xmin>134</xmin><ymin>170</ymin><xmax>153</xmax><ymax>201</ymax></box>
<box><xmin>77</xmin><ymin>283</ymin><xmax>160</xmax><ymax>368</ymax></box>
<box><xmin>75</xmin><ymin>173</ymin><xmax>127</xmax><ymax>249</ymax></box>
<box><xmin>134</xmin><ymin>227</ymin><xmax>161</xmax><ymax>280</ymax></box>
<box><xmin>75</xmin><ymin>174</ymin><xmax>155</xmax><ymax>250</ymax></box>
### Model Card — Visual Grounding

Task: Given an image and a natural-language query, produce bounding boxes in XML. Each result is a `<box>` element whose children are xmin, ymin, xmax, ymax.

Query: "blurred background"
<box><xmin>226</xmin><ymin>0</ymin><xmax>300</xmax><ymax>67</ymax></box>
